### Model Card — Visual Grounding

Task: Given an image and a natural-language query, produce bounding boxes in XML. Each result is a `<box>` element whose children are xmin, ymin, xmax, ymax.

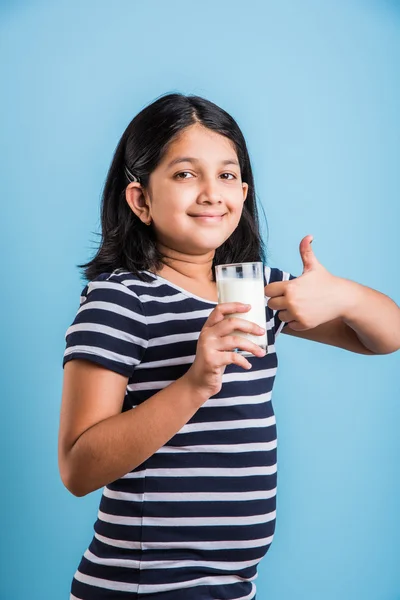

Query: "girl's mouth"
<box><xmin>191</xmin><ymin>214</ymin><xmax>226</xmax><ymax>223</ymax></box>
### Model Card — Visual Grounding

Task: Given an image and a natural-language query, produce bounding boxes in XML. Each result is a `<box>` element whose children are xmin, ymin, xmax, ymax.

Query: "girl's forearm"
<box><xmin>339</xmin><ymin>278</ymin><xmax>400</xmax><ymax>354</ymax></box>
<box><xmin>65</xmin><ymin>375</ymin><xmax>208</xmax><ymax>497</ymax></box>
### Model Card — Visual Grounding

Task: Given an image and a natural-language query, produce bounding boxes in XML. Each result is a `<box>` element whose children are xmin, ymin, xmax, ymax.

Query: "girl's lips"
<box><xmin>191</xmin><ymin>214</ymin><xmax>226</xmax><ymax>222</ymax></box>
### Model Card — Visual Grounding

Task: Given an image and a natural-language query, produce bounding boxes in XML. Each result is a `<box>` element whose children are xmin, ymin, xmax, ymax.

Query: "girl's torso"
<box><xmin>65</xmin><ymin>267</ymin><xmax>282</xmax><ymax>600</ymax></box>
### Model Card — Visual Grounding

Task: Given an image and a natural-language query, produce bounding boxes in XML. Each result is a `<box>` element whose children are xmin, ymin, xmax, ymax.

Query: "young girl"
<box><xmin>59</xmin><ymin>92</ymin><xmax>399</xmax><ymax>600</ymax></box>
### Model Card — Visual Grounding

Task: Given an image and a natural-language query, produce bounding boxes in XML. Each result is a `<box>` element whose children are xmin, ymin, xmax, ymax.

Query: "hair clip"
<box><xmin>124</xmin><ymin>164</ymin><xmax>140</xmax><ymax>183</ymax></box>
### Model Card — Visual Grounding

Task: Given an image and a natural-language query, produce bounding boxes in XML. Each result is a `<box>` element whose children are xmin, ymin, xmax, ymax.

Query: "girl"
<box><xmin>59</xmin><ymin>92</ymin><xmax>399</xmax><ymax>600</ymax></box>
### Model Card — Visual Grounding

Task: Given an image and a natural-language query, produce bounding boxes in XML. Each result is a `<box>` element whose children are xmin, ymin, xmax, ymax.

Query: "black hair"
<box><xmin>78</xmin><ymin>92</ymin><xmax>269</xmax><ymax>283</ymax></box>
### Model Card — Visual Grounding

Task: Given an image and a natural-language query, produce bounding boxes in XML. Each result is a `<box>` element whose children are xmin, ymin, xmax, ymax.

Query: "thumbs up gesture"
<box><xmin>264</xmin><ymin>235</ymin><xmax>345</xmax><ymax>331</ymax></box>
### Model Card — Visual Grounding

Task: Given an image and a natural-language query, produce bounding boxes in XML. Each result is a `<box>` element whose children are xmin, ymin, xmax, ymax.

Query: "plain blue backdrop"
<box><xmin>1</xmin><ymin>1</ymin><xmax>399</xmax><ymax>598</ymax></box>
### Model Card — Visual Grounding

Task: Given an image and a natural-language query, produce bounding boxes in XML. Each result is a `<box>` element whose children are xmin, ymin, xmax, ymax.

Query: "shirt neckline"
<box><xmin>142</xmin><ymin>270</ymin><xmax>218</xmax><ymax>305</ymax></box>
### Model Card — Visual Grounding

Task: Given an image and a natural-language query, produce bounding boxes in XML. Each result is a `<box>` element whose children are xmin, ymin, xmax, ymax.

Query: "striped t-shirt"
<box><xmin>63</xmin><ymin>265</ymin><xmax>297</xmax><ymax>600</ymax></box>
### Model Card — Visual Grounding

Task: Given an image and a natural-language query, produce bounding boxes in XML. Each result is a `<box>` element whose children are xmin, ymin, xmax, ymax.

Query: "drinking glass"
<box><xmin>215</xmin><ymin>262</ymin><xmax>267</xmax><ymax>356</ymax></box>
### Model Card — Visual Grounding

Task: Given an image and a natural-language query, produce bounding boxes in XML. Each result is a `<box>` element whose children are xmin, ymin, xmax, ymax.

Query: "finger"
<box><xmin>264</xmin><ymin>281</ymin><xmax>289</xmax><ymax>298</ymax></box>
<box><xmin>213</xmin><ymin>315</ymin><xmax>265</xmax><ymax>339</ymax></box>
<box><xmin>283</xmin><ymin>320</ymin><xmax>304</xmax><ymax>331</ymax></box>
<box><xmin>218</xmin><ymin>350</ymin><xmax>253</xmax><ymax>371</ymax></box>
<box><xmin>267</xmin><ymin>296</ymin><xmax>287</xmax><ymax>311</ymax></box>
<box><xmin>219</xmin><ymin>335</ymin><xmax>266</xmax><ymax>358</ymax></box>
<box><xmin>205</xmin><ymin>303</ymin><xmax>250</xmax><ymax>329</ymax></box>
<box><xmin>277</xmin><ymin>310</ymin><xmax>294</xmax><ymax>323</ymax></box>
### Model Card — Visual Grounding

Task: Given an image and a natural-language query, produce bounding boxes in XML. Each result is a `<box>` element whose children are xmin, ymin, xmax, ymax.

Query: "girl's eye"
<box><xmin>174</xmin><ymin>172</ymin><xmax>237</xmax><ymax>180</ymax></box>
<box><xmin>174</xmin><ymin>171</ymin><xmax>193</xmax><ymax>179</ymax></box>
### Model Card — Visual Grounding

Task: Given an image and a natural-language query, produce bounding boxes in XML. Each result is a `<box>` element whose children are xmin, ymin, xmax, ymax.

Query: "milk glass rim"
<box><xmin>215</xmin><ymin>261</ymin><xmax>264</xmax><ymax>271</ymax></box>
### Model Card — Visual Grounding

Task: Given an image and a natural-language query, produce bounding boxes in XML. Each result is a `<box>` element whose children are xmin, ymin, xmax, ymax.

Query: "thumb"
<box><xmin>299</xmin><ymin>235</ymin><xmax>318</xmax><ymax>273</ymax></box>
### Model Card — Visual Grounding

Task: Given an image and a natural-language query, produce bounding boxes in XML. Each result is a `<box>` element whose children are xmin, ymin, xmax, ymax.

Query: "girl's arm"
<box><xmin>58</xmin><ymin>359</ymin><xmax>209</xmax><ymax>497</ymax></box>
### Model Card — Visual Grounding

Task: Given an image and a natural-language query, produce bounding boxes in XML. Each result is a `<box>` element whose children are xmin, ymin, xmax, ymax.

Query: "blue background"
<box><xmin>1</xmin><ymin>1</ymin><xmax>399</xmax><ymax>598</ymax></box>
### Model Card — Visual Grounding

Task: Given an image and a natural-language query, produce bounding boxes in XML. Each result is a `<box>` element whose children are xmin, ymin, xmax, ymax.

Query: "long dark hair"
<box><xmin>79</xmin><ymin>92</ymin><xmax>269</xmax><ymax>283</ymax></box>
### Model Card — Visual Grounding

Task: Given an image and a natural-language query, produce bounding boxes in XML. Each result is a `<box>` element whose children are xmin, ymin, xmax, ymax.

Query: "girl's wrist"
<box><xmin>179</xmin><ymin>372</ymin><xmax>211</xmax><ymax>406</ymax></box>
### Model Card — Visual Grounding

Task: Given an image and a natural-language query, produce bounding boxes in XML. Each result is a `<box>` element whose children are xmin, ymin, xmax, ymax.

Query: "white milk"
<box><xmin>217</xmin><ymin>277</ymin><xmax>267</xmax><ymax>355</ymax></box>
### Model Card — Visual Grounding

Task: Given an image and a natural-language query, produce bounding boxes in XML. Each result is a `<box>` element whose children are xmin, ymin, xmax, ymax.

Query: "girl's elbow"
<box><xmin>61</xmin><ymin>472</ymin><xmax>90</xmax><ymax>497</ymax></box>
<box><xmin>58</xmin><ymin>453</ymin><xmax>88</xmax><ymax>497</ymax></box>
<box><xmin>59</xmin><ymin>467</ymin><xmax>83</xmax><ymax>497</ymax></box>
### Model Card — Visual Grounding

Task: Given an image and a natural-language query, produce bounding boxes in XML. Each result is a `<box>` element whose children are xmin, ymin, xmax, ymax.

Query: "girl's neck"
<box><xmin>156</xmin><ymin>245</ymin><xmax>215</xmax><ymax>284</ymax></box>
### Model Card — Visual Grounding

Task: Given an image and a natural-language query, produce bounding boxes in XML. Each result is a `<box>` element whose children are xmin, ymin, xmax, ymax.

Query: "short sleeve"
<box><xmin>264</xmin><ymin>266</ymin><xmax>298</xmax><ymax>339</ymax></box>
<box><xmin>62</xmin><ymin>276</ymin><xmax>148</xmax><ymax>377</ymax></box>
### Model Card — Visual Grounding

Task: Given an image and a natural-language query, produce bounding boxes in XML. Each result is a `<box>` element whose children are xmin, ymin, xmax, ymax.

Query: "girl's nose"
<box><xmin>198</xmin><ymin>181</ymin><xmax>224</xmax><ymax>204</ymax></box>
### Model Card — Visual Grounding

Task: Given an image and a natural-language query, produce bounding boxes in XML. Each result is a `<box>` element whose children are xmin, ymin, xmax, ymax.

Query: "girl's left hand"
<box><xmin>264</xmin><ymin>235</ymin><xmax>347</xmax><ymax>331</ymax></box>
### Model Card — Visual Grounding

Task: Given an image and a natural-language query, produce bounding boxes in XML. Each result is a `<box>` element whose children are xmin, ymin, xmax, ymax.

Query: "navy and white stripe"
<box><xmin>63</xmin><ymin>265</ymin><xmax>296</xmax><ymax>600</ymax></box>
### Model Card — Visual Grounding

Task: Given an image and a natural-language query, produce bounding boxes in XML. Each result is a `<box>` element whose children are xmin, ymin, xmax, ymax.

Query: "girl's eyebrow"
<box><xmin>166</xmin><ymin>156</ymin><xmax>239</xmax><ymax>168</ymax></box>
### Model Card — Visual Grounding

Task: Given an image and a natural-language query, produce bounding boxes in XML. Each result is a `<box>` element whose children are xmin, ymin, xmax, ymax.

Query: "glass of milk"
<box><xmin>215</xmin><ymin>262</ymin><xmax>267</xmax><ymax>356</ymax></box>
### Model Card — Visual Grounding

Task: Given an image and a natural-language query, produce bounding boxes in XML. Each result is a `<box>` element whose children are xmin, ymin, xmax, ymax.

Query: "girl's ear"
<box><xmin>125</xmin><ymin>183</ymin><xmax>152</xmax><ymax>225</ymax></box>
<box><xmin>242</xmin><ymin>182</ymin><xmax>249</xmax><ymax>202</ymax></box>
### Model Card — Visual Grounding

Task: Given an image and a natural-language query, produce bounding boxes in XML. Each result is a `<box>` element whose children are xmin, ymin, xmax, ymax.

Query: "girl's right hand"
<box><xmin>183</xmin><ymin>303</ymin><xmax>266</xmax><ymax>399</ymax></box>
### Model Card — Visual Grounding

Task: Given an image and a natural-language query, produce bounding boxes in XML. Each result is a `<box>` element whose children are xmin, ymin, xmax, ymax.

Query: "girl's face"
<box><xmin>127</xmin><ymin>123</ymin><xmax>248</xmax><ymax>256</ymax></box>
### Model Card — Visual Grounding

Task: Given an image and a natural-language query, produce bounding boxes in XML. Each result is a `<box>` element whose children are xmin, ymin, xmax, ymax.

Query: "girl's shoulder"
<box><xmin>86</xmin><ymin>268</ymin><xmax>157</xmax><ymax>293</ymax></box>
<box><xmin>78</xmin><ymin>269</ymin><xmax>157</xmax><ymax>314</ymax></box>
<box><xmin>65</xmin><ymin>269</ymin><xmax>150</xmax><ymax>377</ymax></box>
